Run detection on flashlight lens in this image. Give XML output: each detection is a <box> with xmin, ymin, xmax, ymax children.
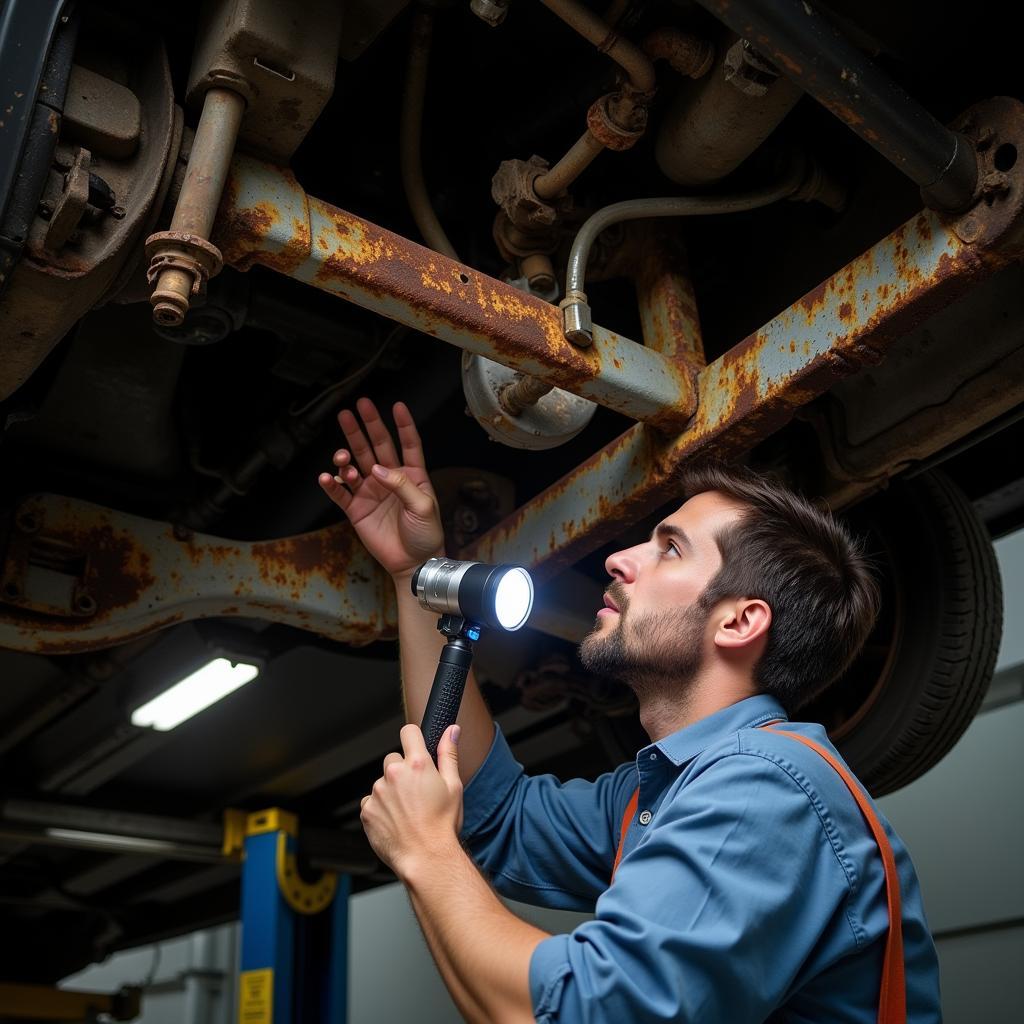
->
<box><xmin>493</xmin><ymin>567</ymin><xmax>533</xmax><ymax>630</ymax></box>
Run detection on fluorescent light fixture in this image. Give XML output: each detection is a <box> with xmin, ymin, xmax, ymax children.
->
<box><xmin>130</xmin><ymin>657</ymin><xmax>259</xmax><ymax>731</ymax></box>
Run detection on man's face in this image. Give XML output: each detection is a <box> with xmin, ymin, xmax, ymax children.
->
<box><xmin>579</xmin><ymin>491</ymin><xmax>745</xmax><ymax>691</ymax></box>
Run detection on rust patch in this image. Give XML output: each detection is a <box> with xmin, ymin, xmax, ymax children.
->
<box><xmin>304</xmin><ymin>199</ymin><xmax>606</xmax><ymax>390</ymax></box>
<box><xmin>251</xmin><ymin>524</ymin><xmax>358</xmax><ymax>590</ymax></box>
<box><xmin>46</xmin><ymin>520</ymin><xmax>158</xmax><ymax>612</ymax></box>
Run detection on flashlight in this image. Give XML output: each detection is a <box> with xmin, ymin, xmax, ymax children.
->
<box><xmin>412</xmin><ymin>558</ymin><xmax>534</xmax><ymax>758</ymax></box>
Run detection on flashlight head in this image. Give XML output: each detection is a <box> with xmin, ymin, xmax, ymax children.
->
<box><xmin>411</xmin><ymin>558</ymin><xmax>534</xmax><ymax>632</ymax></box>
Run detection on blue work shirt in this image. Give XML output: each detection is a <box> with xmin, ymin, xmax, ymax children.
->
<box><xmin>461</xmin><ymin>694</ymin><xmax>941</xmax><ymax>1023</ymax></box>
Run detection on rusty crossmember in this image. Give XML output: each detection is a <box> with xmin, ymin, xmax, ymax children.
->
<box><xmin>0</xmin><ymin>494</ymin><xmax>395</xmax><ymax>654</ymax></box>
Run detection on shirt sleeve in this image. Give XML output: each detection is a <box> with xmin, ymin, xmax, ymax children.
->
<box><xmin>460</xmin><ymin>725</ymin><xmax>637</xmax><ymax>910</ymax></box>
<box><xmin>528</xmin><ymin>750</ymin><xmax>860</xmax><ymax>1023</ymax></box>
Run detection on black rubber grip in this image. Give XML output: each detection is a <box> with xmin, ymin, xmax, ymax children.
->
<box><xmin>421</xmin><ymin>643</ymin><xmax>472</xmax><ymax>760</ymax></box>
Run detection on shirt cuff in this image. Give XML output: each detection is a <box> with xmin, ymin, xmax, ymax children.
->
<box><xmin>529</xmin><ymin>933</ymin><xmax>573</xmax><ymax>1023</ymax></box>
<box><xmin>460</xmin><ymin>723</ymin><xmax>524</xmax><ymax>839</ymax></box>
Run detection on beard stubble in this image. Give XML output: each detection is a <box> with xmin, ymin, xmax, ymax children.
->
<box><xmin>579</xmin><ymin>582</ymin><xmax>710</xmax><ymax>702</ymax></box>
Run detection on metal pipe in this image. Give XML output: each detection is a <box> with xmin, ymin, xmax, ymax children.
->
<box><xmin>540</xmin><ymin>0</ymin><xmax>656</xmax><ymax>93</ymax></box>
<box><xmin>0</xmin><ymin>803</ymin><xmax>377</xmax><ymax>874</ymax></box>
<box><xmin>400</xmin><ymin>10</ymin><xmax>459</xmax><ymax>259</ymax></box>
<box><xmin>529</xmin><ymin>1</ymin><xmax>660</xmax><ymax>199</ymax></box>
<box><xmin>692</xmin><ymin>0</ymin><xmax>978</xmax><ymax>210</ymax></box>
<box><xmin>0</xmin><ymin>824</ymin><xmax>226</xmax><ymax>863</ymax></box>
<box><xmin>642</xmin><ymin>28</ymin><xmax>715</xmax><ymax>79</ymax></box>
<box><xmin>562</xmin><ymin>165</ymin><xmax>804</xmax><ymax>343</ymax></box>
<box><xmin>148</xmin><ymin>87</ymin><xmax>246</xmax><ymax>326</ymax></box>
<box><xmin>172</xmin><ymin>90</ymin><xmax>246</xmax><ymax>237</ymax></box>
<box><xmin>533</xmin><ymin>130</ymin><xmax>606</xmax><ymax>199</ymax></box>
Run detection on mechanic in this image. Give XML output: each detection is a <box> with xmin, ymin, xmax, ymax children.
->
<box><xmin>318</xmin><ymin>397</ymin><xmax>941</xmax><ymax>1023</ymax></box>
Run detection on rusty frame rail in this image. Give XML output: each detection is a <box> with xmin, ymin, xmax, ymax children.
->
<box><xmin>214</xmin><ymin>155</ymin><xmax>698</xmax><ymax>432</ymax></box>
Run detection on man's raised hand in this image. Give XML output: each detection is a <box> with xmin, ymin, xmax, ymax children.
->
<box><xmin>318</xmin><ymin>398</ymin><xmax>444</xmax><ymax>579</ymax></box>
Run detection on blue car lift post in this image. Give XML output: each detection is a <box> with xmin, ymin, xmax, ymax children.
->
<box><xmin>232</xmin><ymin>808</ymin><xmax>350</xmax><ymax>1024</ymax></box>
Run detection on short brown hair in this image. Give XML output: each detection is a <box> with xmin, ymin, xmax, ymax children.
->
<box><xmin>680</xmin><ymin>462</ymin><xmax>880</xmax><ymax>712</ymax></box>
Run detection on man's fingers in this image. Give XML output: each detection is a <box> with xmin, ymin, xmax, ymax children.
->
<box><xmin>360</xmin><ymin>795</ymin><xmax>370</xmax><ymax>810</ymax></box>
<box><xmin>357</xmin><ymin>397</ymin><xmax>401</xmax><ymax>468</ymax></box>
<box><xmin>370</xmin><ymin>465</ymin><xmax>435</xmax><ymax>519</ymax></box>
<box><xmin>393</xmin><ymin>402</ymin><xmax>427</xmax><ymax>470</ymax></box>
<box><xmin>399</xmin><ymin>723</ymin><xmax>429</xmax><ymax>762</ymax></box>
<box><xmin>337</xmin><ymin>407</ymin><xmax>377</xmax><ymax>477</ymax></box>
<box><xmin>318</xmin><ymin>472</ymin><xmax>352</xmax><ymax>511</ymax></box>
<box><xmin>437</xmin><ymin>724</ymin><xmax>462</xmax><ymax>787</ymax></box>
<box><xmin>382</xmin><ymin>751</ymin><xmax>403</xmax><ymax>771</ymax></box>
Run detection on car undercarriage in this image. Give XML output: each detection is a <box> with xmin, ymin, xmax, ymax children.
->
<box><xmin>0</xmin><ymin>0</ymin><xmax>1020</xmax><ymax>982</ymax></box>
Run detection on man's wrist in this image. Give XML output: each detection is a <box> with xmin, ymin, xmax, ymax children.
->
<box><xmin>397</xmin><ymin>833</ymin><xmax>466</xmax><ymax>889</ymax></box>
<box><xmin>391</xmin><ymin>552</ymin><xmax>446</xmax><ymax>588</ymax></box>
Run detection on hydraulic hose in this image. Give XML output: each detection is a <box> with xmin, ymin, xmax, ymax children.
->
<box><xmin>562</xmin><ymin>163</ymin><xmax>804</xmax><ymax>344</ymax></box>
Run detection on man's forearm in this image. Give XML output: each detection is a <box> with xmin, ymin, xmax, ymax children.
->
<box><xmin>393</xmin><ymin>572</ymin><xmax>496</xmax><ymax>784</ymax></box>
<box><xmin>402</xmin><ymin>840</ymin><xmax>548</xmax><ymax>1023</ymax></box>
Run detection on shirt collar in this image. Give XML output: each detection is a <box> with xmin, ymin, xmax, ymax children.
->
<box><xmin>647</xmin><ymin>694</ymin><xmax>788</xmax><ymax>767</ymax></box>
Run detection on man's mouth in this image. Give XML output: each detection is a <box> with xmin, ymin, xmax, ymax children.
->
<box><xmin>598</xmin><ymin>593</ymin><xmax>620</xmax><ymax>617</ymax></box>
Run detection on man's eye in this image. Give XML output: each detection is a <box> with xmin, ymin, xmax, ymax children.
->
<box><xmin>659</xmin><ymin>544</ymin><xmax>679</xmax><ymax>558</ymax></box>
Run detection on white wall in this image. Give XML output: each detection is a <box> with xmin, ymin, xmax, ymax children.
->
<box><xmin>876</xmin><ymin>526</ymin><xmax>1024</xmax><ymax>1024</ymax></box>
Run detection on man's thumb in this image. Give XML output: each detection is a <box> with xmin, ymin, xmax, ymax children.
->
<box><xmin>371</xmin><ymin>464</ymin><xmax>433</xmax><ymax>518</ymax></box>
<box><xmin>438</xmin><ymin>724</ymin><xmax>461</xmax><ymax>783</ymax></box>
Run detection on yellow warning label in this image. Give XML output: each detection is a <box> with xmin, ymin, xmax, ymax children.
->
<box><xmin>239</xmin><ymin>968</ymin><xmax>273</xmax><ymax>1024</ymax></box>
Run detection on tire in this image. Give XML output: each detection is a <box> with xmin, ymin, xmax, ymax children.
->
<box><xmin>803</xmin><ymin>470</ymin><xmax>1003</xmax><ymax>796</ymax></box>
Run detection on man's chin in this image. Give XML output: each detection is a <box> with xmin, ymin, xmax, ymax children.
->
<box><xmin>579</xmin><ymin>630</ymin><xmax>626</xmax><ymax>680</ymax></box>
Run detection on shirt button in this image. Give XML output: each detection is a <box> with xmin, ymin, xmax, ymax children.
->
<box><xmin>638</xmin><ymin>810</ymin><xmax>652</xmax><ymax>826</ymax></box>
<box><xmin>649</xmin><ymin>753</ymin><xmax>657</xmax><ymax>761</ymax></box>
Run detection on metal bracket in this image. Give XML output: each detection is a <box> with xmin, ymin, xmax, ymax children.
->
<box><xmin>245</xmin><ymin>808</ymin><xmax>337</xmax><ymax>916</ymax></box>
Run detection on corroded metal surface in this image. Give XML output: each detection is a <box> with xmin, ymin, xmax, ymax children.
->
<box><xmin>0</xmin><ymin>43</ymin><xmax>178</xmax><ymax>401</ymax></box>
<box><xmin>146</xmin><ymin>87</ymin><xmax>244</xmax><ymax>326</ymax></box>
<box><xmin>0</xmin><ymin>494</ymin><xmax>396</xmax><ymax>654</ymax></box>
<box><xmin>633</xmin><ymin>227</ymin><xmax>704</xmax><ymax>365</ymax></box>
<box><xmin>460</xmin><ymin>206</ymin><xmax>1009</xmax><ymax>581</ymax></box>
<box><xmin>214</xmin><ymin>155</ymin><xmax>698</xmax><ymax>430</ymax></box>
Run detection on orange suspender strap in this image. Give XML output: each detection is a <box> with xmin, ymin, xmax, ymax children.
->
<box><xmin>763</xmin><ymin>728</ymin><xmax>906</xmax><ymax>1024</ymax></box>
<box><xmin>609</xmin><ymin>726</ymin><xmax>906</xmax><ymax>1024</ymax></box>
<box><xmin>611</xmin><ymin>787</ymin><xmax>639</xmax><ymax>881</ymax></box>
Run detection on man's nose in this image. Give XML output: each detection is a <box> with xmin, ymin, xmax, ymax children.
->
<box><xmin>605</xmin><ymin>544</ymin><xmax>640</xmax><ymax>582</ymax></box>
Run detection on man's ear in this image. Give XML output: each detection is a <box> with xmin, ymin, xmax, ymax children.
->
<box><xmin>713</xmin><ymin>598</ymin><xmax>772</xmax><ymax>651</ymax></box>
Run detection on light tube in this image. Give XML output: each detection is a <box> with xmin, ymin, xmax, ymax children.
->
<box><xmin>130</xmin><ymin>657</ymin><xmax>259</xmax><ymax>731</ymax></box>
